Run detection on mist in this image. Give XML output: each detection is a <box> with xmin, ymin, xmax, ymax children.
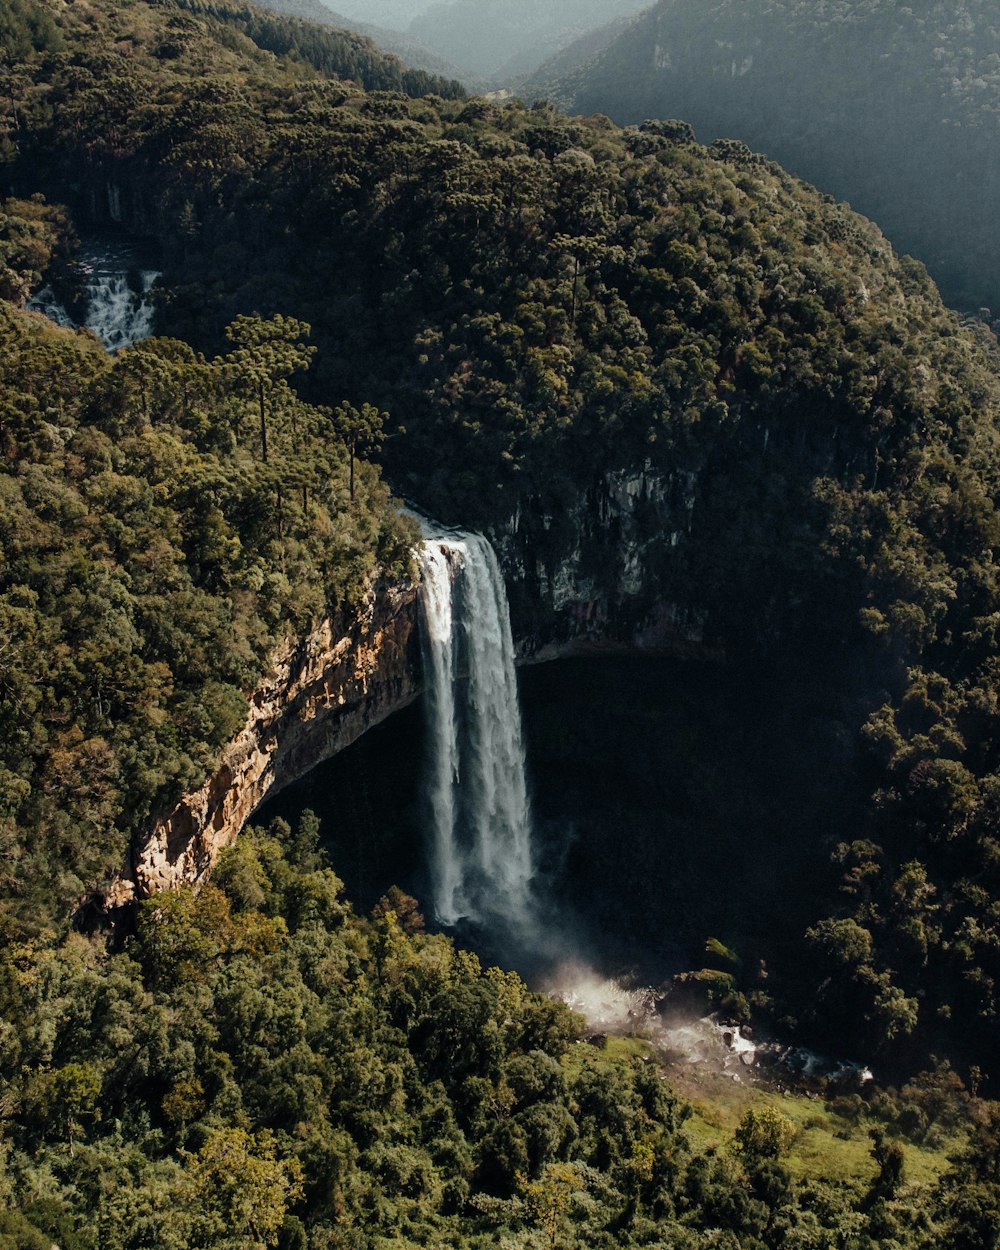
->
<box><xmin>316</xmin><ymin>0</ymin><xmax>649</xmax><ymax>82</ymax></box>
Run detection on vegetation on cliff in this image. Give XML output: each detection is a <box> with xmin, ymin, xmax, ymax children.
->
<box><xmin>523</xmin><ymin>0</ymin><xmax>1000</xmax><ymax>314</ymax></box>
<box><xmin>0</xmin><ymin>260</ymin><xmax>413</xmax><ymax>923</ymax></box>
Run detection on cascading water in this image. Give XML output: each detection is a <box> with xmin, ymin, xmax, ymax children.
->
<box><xmin>27</xmin><ymin>244</ymin><xmax>159</xmax><ymax>351</ymax></box>
<box><xmin>26</xmin><ymin>287</ymin><xmax>75</xmax><ymax>330</ymax></box>
<box><xmin>80</xmin><ymin>268</ymin><xmax>158</xmax><ymax>350</ymax></box>
<box><xmin>417</xmin><ymin>529</ymin><xmax>536</xmax><ymax>937</ymax></box>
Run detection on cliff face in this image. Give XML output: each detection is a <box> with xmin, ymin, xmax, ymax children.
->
<box><xmin>498</xmin><ymin>466</ymin><xmax>709</xmax><ymax>661</ymax></box>
<box><xmin>98</xmin><ymin>489</ymin><xmax>705</xmax><ymax>915</ymax></box>
<box><xmin>101</xmin><ymin>577</ymin><xmax>422</xmax><ymax>911</ymax></box>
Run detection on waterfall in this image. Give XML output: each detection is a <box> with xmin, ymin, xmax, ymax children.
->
<box><xmin>419</xmin><ymin>541</ymin><xmax>464</xmax><ymax>924</ymax></box>
<box><xmin>27</xmin><ymin>247</ymin><xmax>159</xmax><ymax>351</ymax></box>
<box><xmin>82</xmin><ymin>269</ymin><xmax>158</xmax><ymax>351</ymax></box>
<box><xmin>417</xmin><ymin>529</ymin><xmax>535</xmax><ymax>934</ymax></box>
<box><xmin>26</xmin><ymin>286</ymin><xmax>75</xmax><ymax>329</ymax></box>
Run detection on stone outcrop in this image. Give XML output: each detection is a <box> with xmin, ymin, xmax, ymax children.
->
<box><xmin>93</xmin><ymin>487</ymin><xmax>712</xmax><ymax>920</ymax></box>
<box><xmin>101</xmin><ymin>576</ymin><xmax>422</xmax><ymax>910</ymax></box>
<box><xmin>497</xmin><ymin>466</ymin><xmax>709</xmax><ymax>661</ymax></box>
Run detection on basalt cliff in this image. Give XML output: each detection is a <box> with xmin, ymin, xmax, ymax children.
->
<box><xmin>96</xmin><ymin>482</ymin><xmax>701</xmax><ymax>915</ymax></box>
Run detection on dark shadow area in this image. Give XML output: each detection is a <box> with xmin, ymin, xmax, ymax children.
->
<box><xmin>256</xmin><ymin>654</ymin><xmax>865</xmax><ymax>989</ymax></box>
<box><xmin>258</xmin><ymin>700</ymin><xmax>430</xmax><ymax>915</ymax></box>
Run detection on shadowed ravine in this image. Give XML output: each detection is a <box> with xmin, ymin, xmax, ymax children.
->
<box><xmin>258</xmin><ymin>529</ymin><xmax>859</xmax><ymax>1014</ymax></box>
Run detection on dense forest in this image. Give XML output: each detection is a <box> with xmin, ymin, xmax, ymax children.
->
<box><xmin>524</xmin><ymin>0</ymin><xmax>1000</xmax><ymax>314</ymax></box>
<box><xmin>5</xmin><ymin>814</ymin><xmax>998</xmax><ymax>1250</ymax></box>
<box><xmin>0</xmin><ymin>194</ymin><xmax>415</xmax><ymax>922</ymax></box>
<box><xmin>4</xmin><ymin>0</ymin><xmax>1000</xmax><ymax>1241</ymax></box>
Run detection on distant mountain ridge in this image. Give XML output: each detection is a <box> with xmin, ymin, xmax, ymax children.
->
<box><xmin>407</xmin><ymin>0</ymin><xmax>651</xmax><ymax>81</ymax></box>
<box><xmin>256</xmin><ymin>0</ymin><xmax>654</xmax><ymax>87</ymax></box>
<box><xmin>530</xmin><ymin>0</ymin><xmax>1000</xmax><ymax>312</ymax></box>
<box><xmin>517</xmin><ymin>9</ymin><xmax>643</xmax><ymax>106</ymax></box>
<box><xmin>322</xmin><ymin>0</ymin><xmax>434</xmax><ymax>25</ymax></box>
<box><xmin>250</xmin><ymin>0</ymin><xmax>474</xmax><ymax>83</ymax></box>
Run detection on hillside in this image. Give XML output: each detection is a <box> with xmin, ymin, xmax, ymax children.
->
<box><xmin>0</xmin><ymin>199</ymin><xmax>416</xmax><ymax>927</ymax></box>
<box><xmin>323</xmin><ymin>0</ymin><xmax>434</xmax><ymax>26</ymax></box>
<box><xmin>515</xmin><ymin>9</ymin><xmax>641</xmax><ymax>97</ymax></box>
<box><xmin>249</xmin><ymin>0</ymin><xmax>475</xmax><ymax>84</ymax></box>
<box><xmin>4</xmin><ymin>0</ymin><xmax>1000</xmax><ymax>1238</ymax></box>
<box><xmin>526</xmin><ymin>0</ymin><xmax>1000</xmax><ymax>313</ymax></box>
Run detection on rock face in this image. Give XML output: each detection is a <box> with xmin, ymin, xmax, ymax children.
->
<box><xmin>96</xmin><ymin>483</ymin><xmax>708</xmax><ymax>918</ymax></box>
<box><xmin>101</xmin><ymin>577</ymin><xmax>423</xmax><ymax>911</ymax></box>
<box><xmin>497</xmin><ymin>466</ymin><xmax>709</xmax><ymax>661</ymax></box>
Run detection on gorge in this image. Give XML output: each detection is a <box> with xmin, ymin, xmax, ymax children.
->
<box><xmin>7</xmin><ymin>0</ymin><xmax>1000</xmax><ymax>1239</ymax></box>
<box><xmin>46</xmin><ymin>239</ymin><xmax>946</xmax><ymax>1069</ymax></box>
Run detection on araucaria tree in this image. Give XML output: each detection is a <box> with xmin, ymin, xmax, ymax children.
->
<box><xmin>223</xmin><ymin>313</ymin><xmax>315</xmax><ymax>463</ymax></box>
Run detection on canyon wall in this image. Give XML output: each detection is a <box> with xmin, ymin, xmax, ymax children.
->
<box><xmin>498</xmin><ymin>465</ymin><xmax>710</xmax><ymax>662</ymax></box>
<box><xmin>97</xmin><ymin>479</ymin><xmax>706</xmax><ymax>916</ymax></box>
<box><xmin>99</xmin><ymin>576</ymin><xmax>423</xmax><ymax>912</ymax></box>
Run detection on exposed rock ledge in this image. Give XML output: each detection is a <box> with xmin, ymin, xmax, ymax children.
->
<box><xmin>92</xmin><ymin>504</ymin><xmax>709</xmax><ymax>920</ymax></box>
<box><xmin>99</xmin><ymin>576</ymin><xmax>422</xmax><ymax>913</ymax></box>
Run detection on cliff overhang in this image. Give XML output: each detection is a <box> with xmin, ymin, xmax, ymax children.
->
<box><xmin>94</xmin><ymin>473</ymin><xmax>708</xmax><ymax>918</ymax></box>
<box><xmin>97</xmin><ymin>576</ymin><xmax>423</xmax><ymax>915</ymax></box>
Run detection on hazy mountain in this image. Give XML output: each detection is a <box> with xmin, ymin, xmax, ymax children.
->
<box><xmin>324</xmin><ymin>0</ymin><xmax>435</xmax><ymax>24</ymax></box>
<box><xmin>517</xmin><ymin>9</ymin><xmax>642</xmax><ymax>106</ymax></box>
<box><xmin>252</xmin><ymin>0</ymin><xmax>472</xmax><ymax>82</ymax></box>
<box><xmin>408</xmin><ymin>0</ymin><xmax>650</xmax><ymax>81</ymax></box>
<box><xmin>533</xmin><ymin>0</ymin><xmax>1000</xmax><ymax>312</ymax></box>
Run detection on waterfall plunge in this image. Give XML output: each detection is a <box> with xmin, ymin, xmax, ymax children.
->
<box><xmin>418</xmin><ymin>531</ymin><xmax>535</xmax><ymax>936</ymax></box>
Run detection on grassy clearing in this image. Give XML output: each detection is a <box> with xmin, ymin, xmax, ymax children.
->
<box><xmin>565</xmin><ymin>1035</ymin><xmax>961</xmax><ymax>1191</ymax></box>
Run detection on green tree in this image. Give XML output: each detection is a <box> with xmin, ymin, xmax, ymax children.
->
<box><xmin>223</xmin><ymin>315</ymin><xmax>315</xmax><ymax>464</ymax></box>
<box><xmin>733</xmin><ymin>1106</ymin><xmax>794</xmax><ymax>1162</ymax></box>
<box><xmin>333</xmin><ymin>401</ymin><xmax>388</xmax><ymax>500</ymax></box>
<box><xmin>182</xmin><ymin>1128</ymin><xmax>303</xmax><ymax>1250</ymax></box>
<box><xmin>522</xmin><ymin>1162</ymin><xmax>580</xmax><ymax>1249</ymax></box>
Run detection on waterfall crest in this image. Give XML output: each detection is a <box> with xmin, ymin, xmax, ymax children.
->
<box><xmin>417</xmin><ymin>529</ymin><xmax>535</xmax><ymax>934</ymax></box>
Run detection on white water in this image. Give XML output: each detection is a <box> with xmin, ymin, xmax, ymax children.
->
<box><xmin>417</xmin><ymin>529</ymin><xmax>535</xmax><ymax>935</ymax></box>
<box><xmin>27</xmin><ymin>252</ymin><xmax>159</xmax><ymax>351</ymax></box>
<box><xmin>26</xmin><ymin>286</ymin><xmax>75</xmax><ymax>329</ymax></box>
<box><xmin>82</xmin><ymin>269</ymin><xmax>158</xmax><ymax>351</ymax></box>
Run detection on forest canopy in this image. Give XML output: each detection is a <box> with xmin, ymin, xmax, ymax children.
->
<box><xmin>523</xmin><ymin>0</ymin><xmax>1000</xmax><ymax>314</ymax></box>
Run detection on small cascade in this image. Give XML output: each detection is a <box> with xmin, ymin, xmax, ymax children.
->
<box><xmin>82</xmin><ymin>268</ymin><xmax>159</xmax><ymax>351</ymax></box>
<box><xmin>25</xmin><ymin>286</ymin><xmax>75</xmax><ymax>329</ymax></box>
<box><xmin>27</xmin><ymin>245</ymin><xmax>159</xmax><ymax>351</ymax></box>
<box><xmin>417</xmin><ymin>529</ymin><xmax>535</xmax><ymax>935</ymax></box>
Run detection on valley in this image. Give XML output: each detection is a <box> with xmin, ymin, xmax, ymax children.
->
<box><xmin>3</xmin><ymin>0</ymin><xmax>1000</xmax><ymax>1244</ymax></box>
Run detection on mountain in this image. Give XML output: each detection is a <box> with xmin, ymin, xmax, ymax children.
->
<box><xmin>516</xmin><ymin>9</ymin><xmax>642</xmax><ymax>101</ymax></box>
<box><xmin>530</xmin><ymin>0</ymin><xmax>1000</xmax><ymax>313</ymax></box>
<box><xmin>251</xmin><ymin>0</ymin><xmax>476</xmax><ymax>83</ymax></box>
<box><xmin>322</xmin><ymin>0</ymin><xmax>435</xmax><ymax>25</ymax></box>
<box><xmin>407</xmin><ymin>0</ymin><xmax>651</xmax><ymax>81</ymax></box>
